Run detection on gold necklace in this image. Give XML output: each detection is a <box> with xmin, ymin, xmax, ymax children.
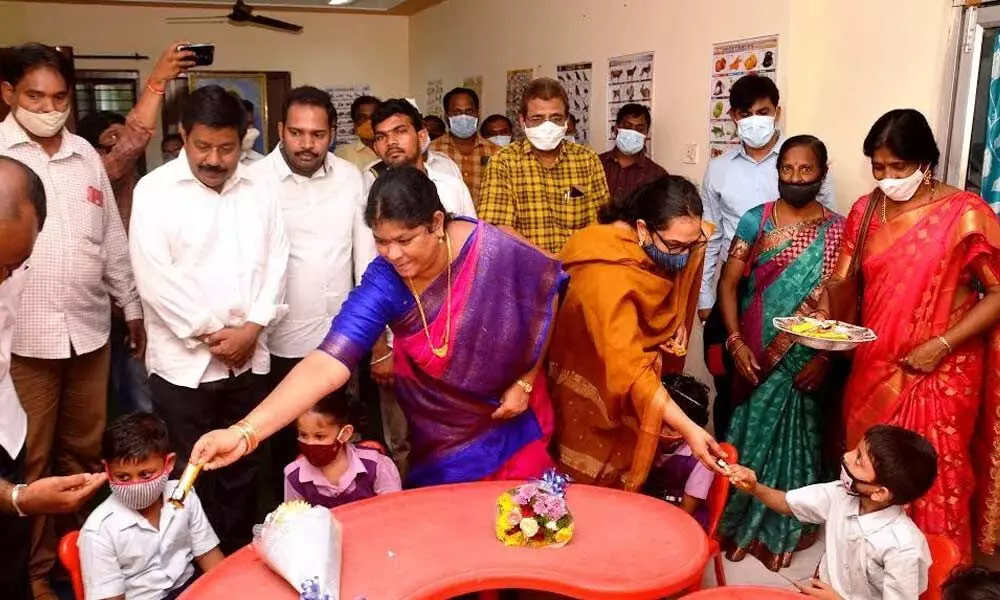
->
<box><xmin>407</xmin><ymin>234</ymin><xmax>452</xmax><ymax>359</ymax></box>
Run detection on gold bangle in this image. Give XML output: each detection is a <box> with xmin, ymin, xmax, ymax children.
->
<box><xmin>515</xmin><ymin>378</ymin><xmax>533</xmax><ymax>394</ymax></box>
<box><xmin>231</xmin><ymin>420</ymin><xmax>259</xmax><ymax>455</ymax></box>
<box><xmin>938</xmin><ymin>335</ymin><xmax>953</xmax><ymax>353</ymax></box>
<box><xmin>370</xmin><ymin>352</ymin><xmax>392</xmax><ymax>366</ymax></box>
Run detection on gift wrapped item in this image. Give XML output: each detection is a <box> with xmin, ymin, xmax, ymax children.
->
<box><xmin>253</xmin><ymin>501</ymin><xmax>343</xmax><ymax>600</ymax></box>
<box><xmin>495</xmin><ymin>470</ymin><xmax>574</xmax><ymax>548</ymax></box>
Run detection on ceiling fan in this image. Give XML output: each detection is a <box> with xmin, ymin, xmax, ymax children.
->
<box><xmin>165</xmin><ymin>0</ymin><xmax>304</xmax><ymax>33</ymax></box>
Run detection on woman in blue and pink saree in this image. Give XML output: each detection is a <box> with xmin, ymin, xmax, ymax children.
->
<box><xmin>191</xmin><ymin>167</ymin><xmax>564</xmax><ymax>486</ymax></box>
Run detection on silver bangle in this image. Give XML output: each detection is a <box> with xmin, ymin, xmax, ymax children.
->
<box><xmin>11</xmin><ymin>483</ymin><xmax>27</xmax><ymax>517</ymax></box>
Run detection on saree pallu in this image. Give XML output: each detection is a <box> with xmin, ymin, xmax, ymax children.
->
<box><xmin>719</xmin><ymin>203</ymin><xmax>844</xmax><ymax>571</ymax></box>
<box><xmin>549</xmin><ymin>223</ymin><xmax>711</xmax><ymax>492</ymax></box>
<box><xmin>840</xmin><ymin>191</ymin><xmax>1000</xmax><ymax>557</ymax></box>
<box><xmin>319</xmin><ymin>219</ymin><xmax>565</xmax><ymax>487</ymax></box>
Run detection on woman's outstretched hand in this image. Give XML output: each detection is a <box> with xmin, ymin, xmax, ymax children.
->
<box><xmin>684</xmin><ymin>426</ymin><xmax>728</xmax><ymax>475</ymax></box>
<box><xmin>191</xmin><ymin>427</ymin><xmax>247</xmax><ymax>471</ymax></box>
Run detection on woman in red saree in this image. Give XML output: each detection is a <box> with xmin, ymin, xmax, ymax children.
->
<box><xmin>830</xmin><ymin>109</ymin><xmax>1000</xmax><ymax>557</ymax></box>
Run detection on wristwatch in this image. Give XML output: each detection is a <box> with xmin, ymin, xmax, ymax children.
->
<box><xmin>515</xmin><ymin>379</ymin><xmax>533</xmax><ymax>394</ymax></box>
<box><xmin>11</xmin><ymin>483</ymin><xmax>27</xmax><ymax>517</ymax></box>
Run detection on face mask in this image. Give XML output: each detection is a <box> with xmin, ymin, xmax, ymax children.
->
<box><xmin>448</xmin><ymin>115</ymin><xmax>478</xmax><ymax>139</ymax></box>
<box><xmin>298</xmin><ymin>426</ymin><xmax>349</xmax><ymax>468</ymax></box>
<box><xmin>420</xmin><ymin>134</ymin><xmax>431</xmax><ymax>156</ymax></box>
<box><xmin>839</xmin><ymin>458</ymin><xmax>877</xmax><ymax>497</ymax></box>
<box><xmin>878</xmin><ymin>167</ymin><xmax>927</xmax><ymax>202</ymax></box>
<box><xmin>488</xmin><ymin>135</ymin><xmax>512</xmax><ymax>147</ymax></box>
<box><xmin>564</xmin><ymin>135</ymin><xmax>577</xmax><ymax>144</ymax></box>
<box><xmin>242</xmin><ymin>127</ymin><xmax>260</xmax><ymax>152</ymax></box>
<box><xmin>778</xmin><ymin>180</ymin><xmax>824</xmax><ymax>208</ymax></box>
<box><xmin>357</xmin><ymin>121</ymin><xmax>374</xmax><ymax>142</ymax></box>
<box><xmin>15</xmin><ymin>107</ymin><xmax>70</xmax><ymax>138</ymax></box>
<box><xmin>737</xmin><ymin>115</ymin><xmax>776</xmax><ymax>149</ymax></box>
<box><xmin>615</xmin><ymin>128</ymin><xmax>646</xmax><ymax>156</ymax></box>
<box><xmin>524</xmin><ymin>121</ymin><xmax>567</xmax><ymax>151</ymax></box>
<box><xmin>109</xmin><ymin>467</ymin><xmax>170</xmax><ymax>511</ymax></box>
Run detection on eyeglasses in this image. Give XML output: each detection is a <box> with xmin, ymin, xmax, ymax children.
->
<box><xmin>524</xmin><ymin>114</ymin><xmax>567</xmax><ymax>128</ymax></box>
<box><xmin>654</xmin><ymin>230</ymin><xmax>707</xmax><ymax>255</ymax></box>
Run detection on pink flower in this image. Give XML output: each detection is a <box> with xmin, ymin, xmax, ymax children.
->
<box><xmin>513</xmin><ymin>484</ymin><xmax>538</xmax><ymax>505</ymax></box>
<box><xmin>506</xmin><ymin>508</ymin><xmax>522</xmax><ymax>527</ymax></box>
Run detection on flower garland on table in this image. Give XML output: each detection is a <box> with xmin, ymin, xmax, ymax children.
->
<box><xmin>496</xmin><ymin>470</ymin><xmax>574</xmax><ymax>547</ymax></box>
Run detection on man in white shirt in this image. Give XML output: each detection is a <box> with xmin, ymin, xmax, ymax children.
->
<box><xmin>363</xmin><ymin>98</ymin><xmax>477</xmax><ymax>219</ymax></box>
<box><xmin>239</xmin><ymin>99</ymin><xmax>265</xmax><ymax>165</ymax></box>
<box><xmin>0</xmin><ymin>43</ymin><xmax>143</xmax><ymax>600</ymax></box>
<box><xmin>249</xmin><ymin>85</ymin><xmax>375</xmax><ymax>486</ymax></box>
<box><xmin>0</xmin><ymin>156</ymin><xmax>107</xmax><ymax>600</ymax></box>
<box><xmin>130</xmin><ymin>85</ymin><xmax>289</xmax><ymax>554</ymax></box>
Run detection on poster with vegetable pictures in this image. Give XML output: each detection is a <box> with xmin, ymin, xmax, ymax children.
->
<box><xmin>462</xmin><ymin>76</ymin><xmax>484</xmax><ymax>105</ymax></box>
<box><xmin>506</xmin><ymin>68</ymin><xmax>533</xmax><ymax>138</ymax></box>
<box><xmin>425</xmin><ymin>79</ymin><xmax>444</xmax><ymax>117</ymax></box>
<box><xmin>709</xmin><ymin>35</ymin><xmax>778</xmax><ymax>158</ymax></box>
<box><xmin>557</xmin><ymin>61</ymin><xmax>592</xmax><ymax>146</ymax></box>
<box><xmin>606</xmin><ymin>52</ymin><xmax>654</xmax><ymax>154</ymax></box>
<box><xmin>325</xmin><ymin>85</ymin><xmax>372</xmax><ymax>148</ymax></box>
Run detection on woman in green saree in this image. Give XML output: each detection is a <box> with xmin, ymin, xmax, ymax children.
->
<box><xmin>717</xmin><ymin>135</ymin><xmax>844</xmax><ymax>571</ymax></box>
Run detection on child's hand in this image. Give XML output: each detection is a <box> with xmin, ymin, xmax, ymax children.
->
<box><xmin>727</xmin><ymin>464</ymin><xmax>758</xmax><ymax>493</ymax></box>
<box><xmin>796</xmin><ymin>578</ymin><xmax>844</xmax><ymax>599</ymax></box>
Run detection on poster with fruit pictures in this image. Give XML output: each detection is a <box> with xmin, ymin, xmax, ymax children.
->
<box><xmin>607</xmin><ymin>52</ymin><xmax>654</xmax><ymax>151</ymax></box>
<box><xmin>557</xmin><ymin>62</ymin><xmax>592</xmax><ymax>146</ymax></box>
<box><xmin>709</xmin><ymin>35</ymin><xmax>778</xmax><ymax>158</ymax></box>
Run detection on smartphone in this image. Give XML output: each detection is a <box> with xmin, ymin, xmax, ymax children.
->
<box><xmin>178</xmin><ymin>43</ymin><xmax>215</xmax><ymax>67</ymax></box>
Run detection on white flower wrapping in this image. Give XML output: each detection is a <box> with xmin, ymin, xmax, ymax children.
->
<box><xmin>252</xmin><ymin>502</ymin><xmax>343</xmax><ymax>600</ymax></box>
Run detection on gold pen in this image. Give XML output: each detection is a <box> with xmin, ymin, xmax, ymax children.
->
<box><xmin>168</xmin><ymin>463</ymin><xmax>202</xmax><ymax>508</ymax></box>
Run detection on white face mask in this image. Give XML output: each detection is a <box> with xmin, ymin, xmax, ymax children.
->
<box><xmin>524</xmin><ymin>121</ymin><xmax>567</xmax><ymax>152</ymax></box>
<box><xmin>615</xmin><ymin>128</ymin><xmax>646</xmax><ymax>156</ymax></box>
<box><xmin>488</xmin><ymin>135</ymin><xmax>512</xmax><ymax>147</ymax></box>
<box><xmin>15</xmin><ymin>107</ymin><xmax>69</xmax><ymax>138</ymax></box>
<box><xmin>242</xmin><ymin>127</ymin><xmax>260</xmax><ymax>152</ymax></box>
<box><xmin>878</xmin><ymin>167</ymin><xmax>927</xmax><ymax>202</ymax></box>
<box><xmin>737</xmin><ymin>115</ymin><xmax>776</xmax><ymax>149</ymax></box>
<box><xmin>564</xmin><ymin>135</ymin><xmax>577</xmax><ymax>144</ymax></box>
<box><xmin>448</xmin><ymin>115</ymin><xmax>478</xmax><ymax>139</ymax></box>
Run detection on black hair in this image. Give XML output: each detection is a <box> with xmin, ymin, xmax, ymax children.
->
<box><xmin>77</xmin><ymin>111</ymin><xmax>125</xmax><ymax>149</ymax></box>
<box><xmin>443</xmin><ymin>87</ymin><xmax>480</xmax><ymax>113</ymax></box>
<box><xmin>778</xmin><ymin>134</ymin><xmax>829</xmax><ymax>179</ymax></box>
<box><xmin>161</xmin><ymin>133</ymin><xmax>183</xmax><ymax>149</ymax></box>
<box><xmin>281</xmin><ymin>85</ymin><xmax>337</xmax><ymax>129</ymax></box>
<box><xmin>241</xmin><ymin>99</ymin><xmax>254</xmax><ymax>116</ymax></box>
<box><xmin>350</xmin><ymin>94</ymin><xmax>381</xmax><ymax>124</ymax></box>
<box><xmin>365</xmin><ymin>166</ymin><xmax>449</xmax><ymax>229</ymax></box>
<box><xmin>371</xmin><ymin>97</ymin><xmax>424</xmax><ymax>133</ymax></box>
<box><xmin>0</xmin><ymin>43</ymin><xmax>74</xmax><ymax>89</ymax></box>
<box><xmin>943</xmin><ymin>565</ymin><xmax>1000</xmax><ymax>600</ymax></box>
<box><xmin>424</xmin><ymin>115</ymin><xmax>446</xmax><ymax>130</ymax></box>
<box><xmin>616</xmin><ymin>103</ymin><xmax>652</xmax><ymax>127</ymax></box>
<box><xmin>0</xmin><ymin>156</ymin><xmax>47</xmax><ymax>232</ymax></box>
<box><xmin>568</xmin><ymin>113</ymin><xmax>578</xmax><ymax>125</ymax></box>
<box><xmin>729</xmin><ymin>74</ymin><xmax>779</xmax><ymax>113</ymax></box>
<box><xmin>307</xmin><ymin>390</ymin><xmax>353</xmax><ymax>426</ymax></box>
<box><xmin>480</xmin><ymin>114</ymin><xmax>513</xmax><ymax>137</ymax></box>
<box><xmin>863</xmin><ymin>108</ymin><xmax>941</xmax><ymax>170</ymax></box>
<box><xmin>181</xmin><ymin>85</ymin><xmax>248</xmax><ymax>140</ymax></box>
<box><xmin>863</xmin><ymin>425</ymin><xmax>937</xmax><ymax>506</ymax></box>
<box><xmin>661</xmin><ymin>374</ymin><xmax>710</xmax><ymax>427</ymax></box>
<box><xmin>598</xmin><ymin>174</ymin><xmax>703</xmax><ymax>229</ymax></box>
<box><xmin>520</xmin><ymin>77</ymin><xmax>569</xmax><ymax>115</ymax></box>
<box><xmin>102</xmin><ymin>412</ymin><xmax>171</xmax><ymax>463</ymax></box>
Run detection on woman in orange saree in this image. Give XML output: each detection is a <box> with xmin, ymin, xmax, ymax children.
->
<box><xmin>549</xmin><ymin>175</ymin><xmax>725</xmax><ymax>492</ymax></box>
<box><xmin>830</xmin><ymin>110</ymin><xmax>1000</xmax><ymax>557</ymax></box>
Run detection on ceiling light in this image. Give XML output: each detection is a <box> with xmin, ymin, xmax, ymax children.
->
<box><xmin>328</xmin><ymin>0</ymin><xmax>357</xmax><ymax>5</ymax></box>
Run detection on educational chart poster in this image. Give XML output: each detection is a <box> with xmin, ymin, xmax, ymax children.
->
<box><xmin>462</xmin><ymin>75</ymin><xmax>484</xmax><ymax>102</ymax></box>
<box><xmin>425</xmin><ymin>79</ymin><xmax>444</xmax><ymax>117</ymax></box>
<box><xmin>606</xmin><ymin>52</ymin><xmax>654</xmax><ymax>148</ymax></box>
<box><xmin>557</xmin><ymin>61</ymin><xmax>593</xmax><ymax>146</ymax></box>
<box><xmin>506</xmin><ymin>68</ymin><xmax>533</xmax><ymax>137</ymax></box>
<box><xmin>325</xmin><ymin>85</ymin><xmax>372</xmax><ymax>146</ymax></box>
<box><xmin>709</xmin><ymin>35</ymin><xmax>778</xmax><ymax>158</ymax></box>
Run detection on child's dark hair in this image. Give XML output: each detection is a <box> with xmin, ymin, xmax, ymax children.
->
<box><xmin>943</xmin><ymin>565</ymin><xmax>1000</xmax><ymax>600</ymax></box>
<box><xmin>662</xmin><ymin>374</ymin><xmax>710</xmax><ymax>428</ymax></box>
<box><xmin>307</xmin><ymin>390</ymin><xmax>354</xmax><ymax>426</ymax></box>
<box><xmin>864</xmin><ymin>425</ymin><xmax>937</xmax><ymax>506</ymax></box>
<box><xmin>102</xmin><ymin>412</ymin><xmax>171</xmax><ymax>463</ymax></box>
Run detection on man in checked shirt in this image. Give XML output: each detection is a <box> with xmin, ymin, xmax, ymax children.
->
<box><xmin>0</xmin><ymin>43</ymin><xmax>143</xmax><ymax>600</ymax></box>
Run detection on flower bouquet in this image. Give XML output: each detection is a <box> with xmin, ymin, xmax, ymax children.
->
<box><xmin>252</xmin><ymin>501</ymin><xmax>343</xmax><ymax>600</ymax></box>
<box><xmin>495</xmin><ymin>470</ymin><xmax>574</xmax><ymax>548</ymax></box>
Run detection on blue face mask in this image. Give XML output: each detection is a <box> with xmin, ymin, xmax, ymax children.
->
<box><xmin>644</xmin><ymin>242</ymin><xmax>690</xmax><ymax>272</ymax></box>
<box><xmin>448</xmin><ymin>115</ymin><xmax>478</xmax><ymax>139</ymax></box>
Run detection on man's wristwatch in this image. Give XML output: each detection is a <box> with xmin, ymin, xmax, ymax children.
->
<box><xmin>515</xmin><ymin>378</ymin><xmax>533</xmax><ymax>394</ymax></box>
<box><xmin>11</xmin><ymin>483</ymin><xmax>27</xmax><ymax>517</ymax></box>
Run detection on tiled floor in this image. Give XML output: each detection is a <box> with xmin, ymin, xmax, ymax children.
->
<box><xmin>698</xmin><ymin>535</ymin><xmax>825</xmax><ymax>591</ymax></box>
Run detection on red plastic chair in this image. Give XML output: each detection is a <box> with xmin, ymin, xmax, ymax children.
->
<box><xmin>689</xmin><ymin>442</ymin><xmax>738</xmax><ymax>591</ymax></box>
<box><xmin>921</xmin><ymin>534</ymin><xmax>961</xmax><ymax>600</ymax></box>
<box><xmin>57</xmin><ymin>530</ymin><xmax>85</xmax><ymax>600</ymax></box>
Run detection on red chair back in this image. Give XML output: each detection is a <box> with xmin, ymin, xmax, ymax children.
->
<box><xmin>58</xmin><ymin>530</ymin><xmax>85</xmax><ymax>600</ymax></box>
<box><xmin>921</xmin><ymin>534</ymin><xmax>961</xmax><ymax>600</ymax></box>
<box><xmin>705</xmin><ymin>443</ymin><xmax>738</xmax><ymax>539</ymax></box>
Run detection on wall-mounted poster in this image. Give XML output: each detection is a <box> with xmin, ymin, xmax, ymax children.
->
<box><xmin>506</xmin><ymin>68</ymin><xmax>533</xmax><ymax>138</ymax></box>
<box><xmin>325</xmin><ymin>84</ymin><xmax>373</xmax><ymax>147</ymax></box>
<box><xmin>425</xmin><ymin>79</ymin><xmax>444</xmax><ymax>117</ymax></box>
<box><xmin>189</xmin><ymin>72</ymin><xmax>268</xmax><ymax>154</ymax></box>
<box><xmin>462</xmin><ymin>76</ymin><xmax>483</xmax><ymax>103</ymax></box>
<box><xmin>709</xmin><ymin>35</ymin><xmax>779</xmax><ymax>158</ymax></box>
<box><xmin>557</xmin><ymin>61</ymin><xmax>592</xmax><ymax>146</ymax></box>
<box><xmin>606</xmin><ymin>52</ymin><xmax>654</xmax><ymax>152</ymax></box>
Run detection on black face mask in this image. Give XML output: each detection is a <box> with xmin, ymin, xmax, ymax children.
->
<box><xmin>778</xmin><ymin>180</ymin><xmax>824</xmax><ymax>208</ymax></box>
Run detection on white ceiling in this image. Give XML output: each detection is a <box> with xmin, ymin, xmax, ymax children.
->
<box><xmin>119</xmin><ymin>0</ymin><xmax>409</xmax><ymax>10</ymax></box>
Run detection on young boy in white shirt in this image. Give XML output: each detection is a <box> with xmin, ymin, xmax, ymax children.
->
<box><xmin>727</xmin><ymin>424</ymin><xmax>937</xmax><ymax>600</ymax></box>
<box><xmin>79</xmin><ymin>413</ymin><xmax>224</xmax><ymax>600</ymax></box>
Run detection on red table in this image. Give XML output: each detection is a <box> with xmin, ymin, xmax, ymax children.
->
<box><xmin>684</xmin><ymin>586</ymin><xmax>803</xmax><ymax>599</ymax></box>
<box><xmin>181</xmin><ymin>481</ymin><xmax>709</xmax><ymax>600</ymax></box>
